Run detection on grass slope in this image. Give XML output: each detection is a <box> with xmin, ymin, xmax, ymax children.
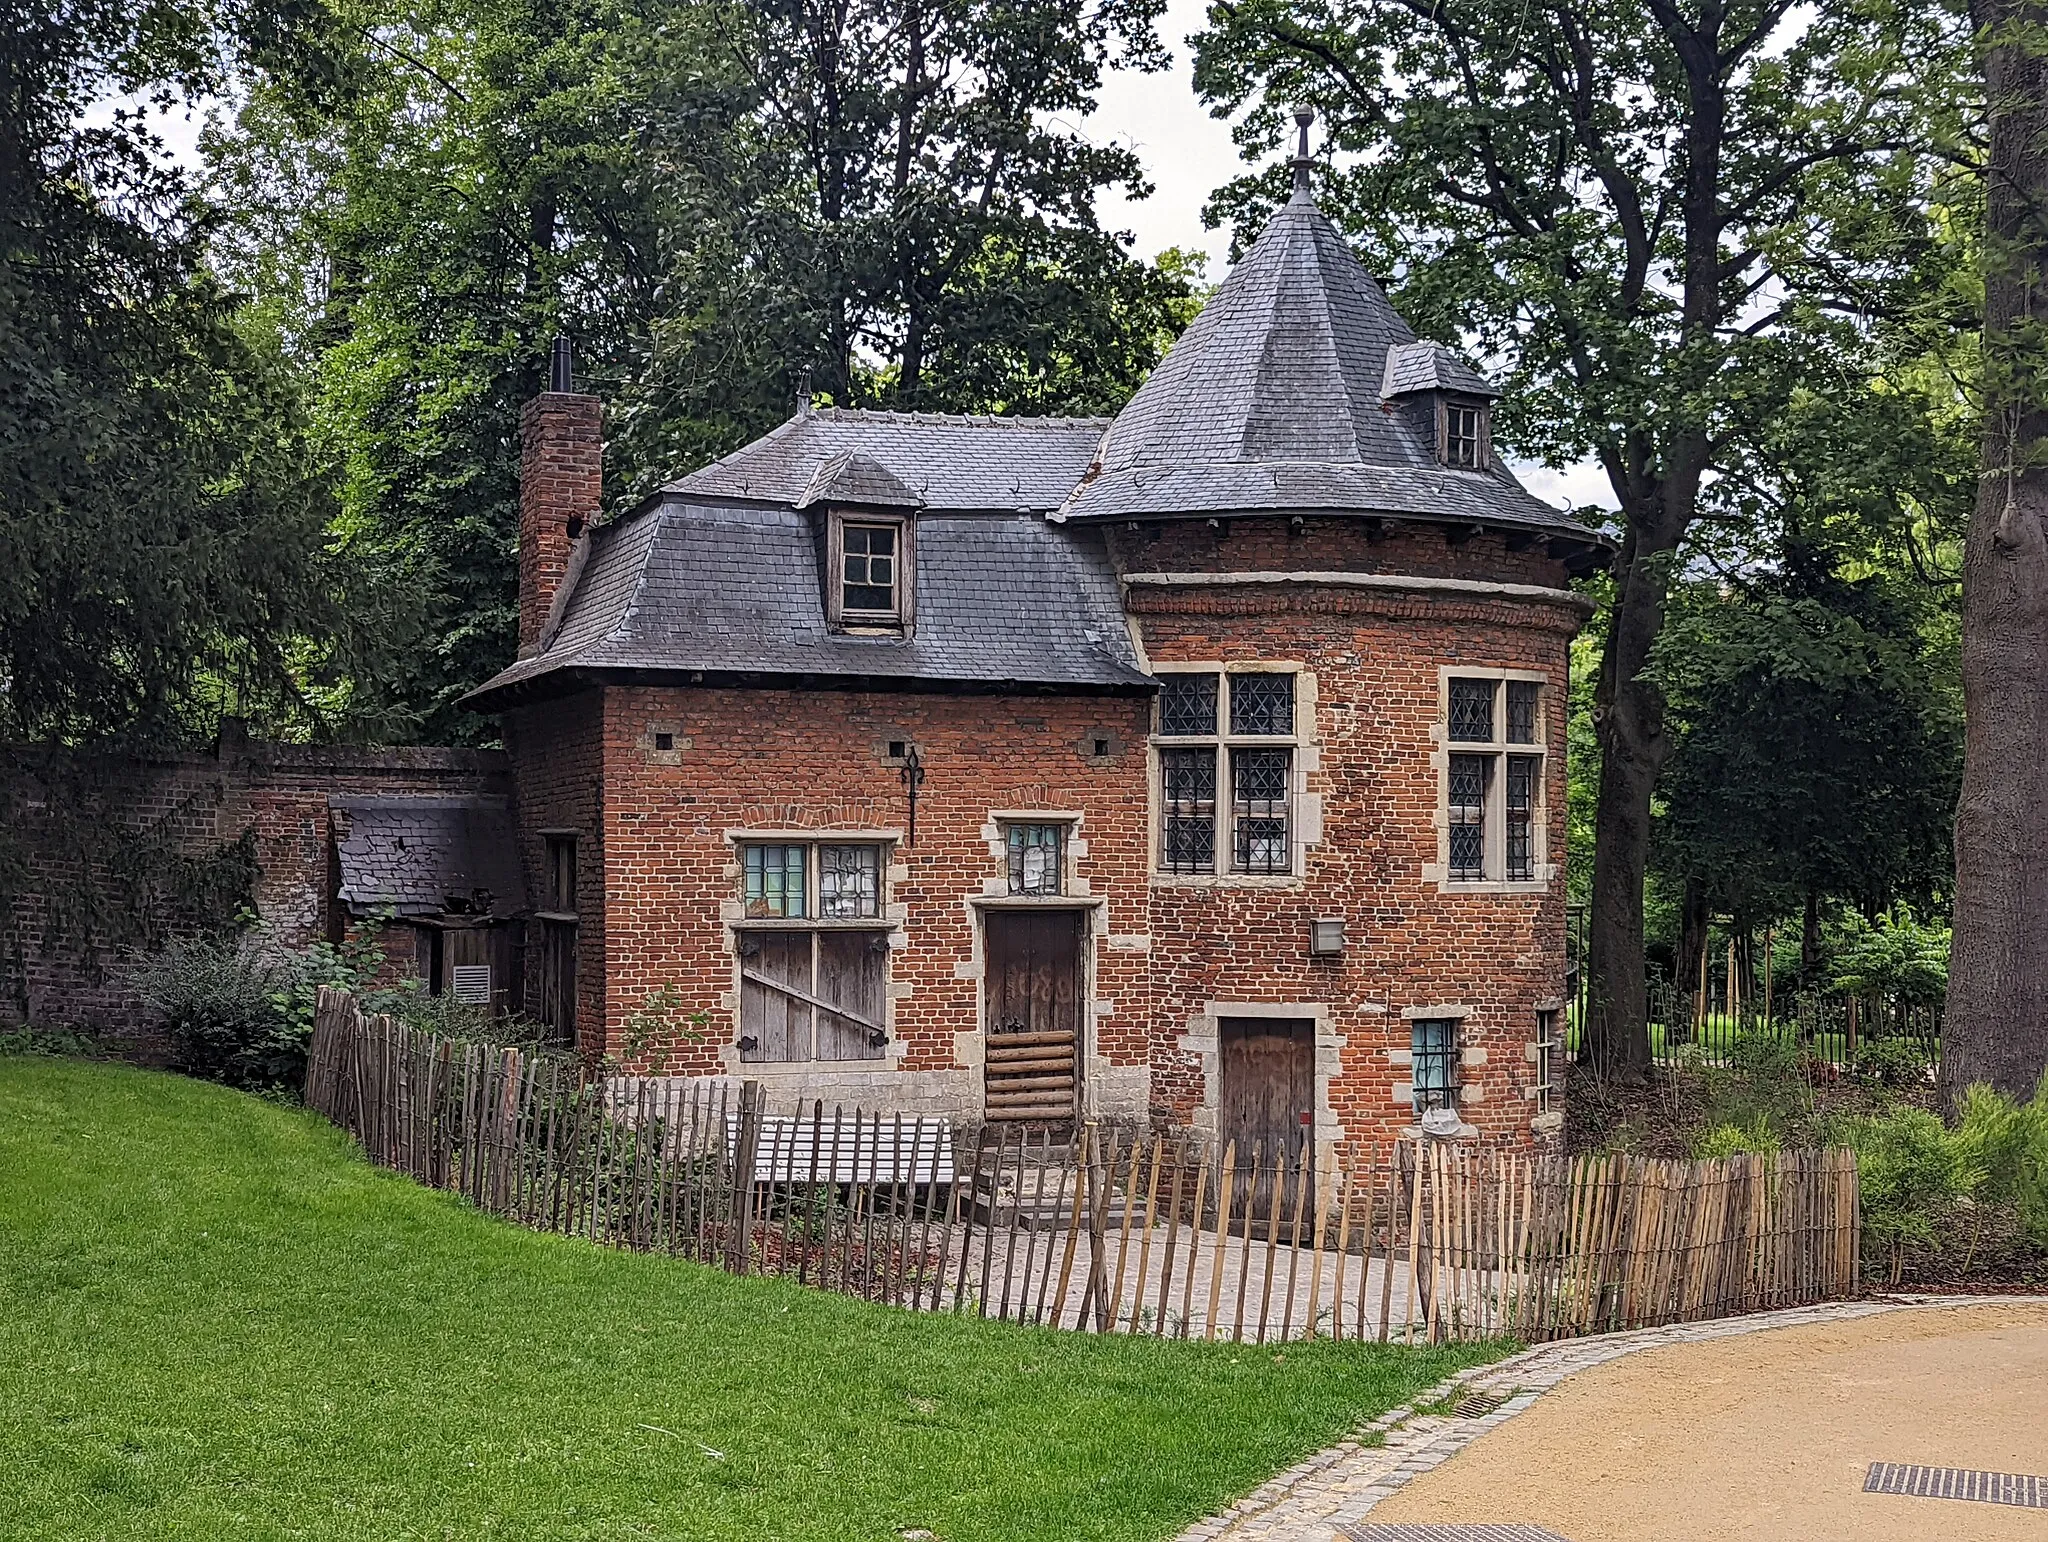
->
<box><xmin>0</xmin><ymin>1058</ymin><xmax>1496</xmax><ymax>1542</ymax></box>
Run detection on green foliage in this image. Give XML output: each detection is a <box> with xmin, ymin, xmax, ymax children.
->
<box><xmin>1828</xmin><ymin>911</ymin><xmax>1952</xmax><ymax>1005</ymax></box>
<box><xmin>0</xmin><ymin>0</ymin><xmax>411</xmax><ymax>745</ymax></box>
<box><xmin>1852</xmin><ymin>1036</ymin><xmax>1936</xmax><ymax>1091</ymax></box>
<box><xmin>128</xmin><ymin>921</ymin><xmax>522</xmax><ymax>1091</ymax></box>
<box><xmin>1829</xmin><ymin>1106</ymin><xmax>1981</xmax><ymax>1276</ymax></box>
<box><xmin>0</xmin><ymin>1026</ymin><xmax>105</xmax><ymax>1059</ymax></box>
<box><xmin>1693</xmin><ymin>1115</ymin><xmax>1782</xmax><ymax>1160</ymax></box>
<box><xmin>0</xmin><ymin>1056</ymin><xmax>1495</xmax><ymax>1540</ymax></box>
<box><xmin>1651</xmin><ymin>576</ymin><xmax>1963</xmax><ymax>930</ymax></box>
<box><xmin>208</xmin><ymin>0</ymin><xmax>1202</xmax><ymax>738</ymax></box>
<box><xmin>1954</xmin><ymin>1077</ymin><xmax>2048</xmax><ymax>1249</ymax></box>
<box><xmin>615</xmin><ymin>983</ymin><xmax>709</xmax><ymax>1075</ymax></box>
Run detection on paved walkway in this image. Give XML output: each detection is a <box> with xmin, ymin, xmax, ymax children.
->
<box><xmin>1174</xmin><ymin>1294</ymin><xmax>2048</xmax><ymax>1542</ymax></box>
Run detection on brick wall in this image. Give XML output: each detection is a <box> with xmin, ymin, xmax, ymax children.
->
<box><xmin>1117</xmin><ymin>519</ymin><xmax>1583</xmax><ymax>1154</ymax></box>
<box><xmin>579</xmin><ymin>685</ymin><xmax>1155</xmax><ymax>1121</ymax></box>
<box><xmin>502</xmin><ymin>693</ymin><xmax>606</xmax><ymax>1051</ymax></box>
<box><xmin>501</xmin><ymin>517</ymin><xmax>1593</xmax><ymax>1159</ymax></box>
<box><xmin>518</xmin><ymin>392</ymin><xmax>603</xmax><ymax>649</ymax></box>
<box><xmin>0</xmin><ymin>727</ymin><xmax>509</xmax><ymax>1053</ymax></box>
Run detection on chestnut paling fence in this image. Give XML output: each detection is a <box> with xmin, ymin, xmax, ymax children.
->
<box><xmin>306</xmin><ymin>989</ymin><xmax>1861</xmax><ymax>1343</ymax></box>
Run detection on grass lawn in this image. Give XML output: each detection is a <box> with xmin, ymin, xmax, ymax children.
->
<box><xmin>0</xmin><ymin>1058</ymin><xmax>1497</xmax><ymax>1542</ymax></box>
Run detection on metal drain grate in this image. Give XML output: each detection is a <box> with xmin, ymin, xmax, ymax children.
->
<box><xmin>1345</xmin><ymin>1527</ymin><xmax>1573</xmax><ymax>1541</ymax></box>
<box><xmin>1864</xmin><ymin>1463</ymin><xmax>2046</xmax><ymax>1509</ymax></box>
<box><xmin>1451</xmin><ymin>1389</ymin><xmax>1512</xmax><ymax>1418</ymax></box>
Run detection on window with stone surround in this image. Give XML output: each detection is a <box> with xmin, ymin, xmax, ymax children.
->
<box><xmin>1153</xmin><ymin>669</ymin><xmax>1299</xmax><ymax>876</ymax></box>
<box><xmin>1440</xmin><ymin>672</ymin><xmax>1546</xmax><ymax>886</ymax></box>
<box><xmin>1411</xmin><ymin>1017</ymin><xmax>1461</xmax><ymax>1113</ymax></box>
<box><xmin>1004</xmin><ymin>822</ymin><xmax>1064</xmax><ymax>895</ymax></box>
<box><xmin>1533</xmin><ymin>1007</ymin><xmax>1559</xmax><ymax>1116</ymax></box>
<box><xmin>735</xmin><ymin>840</ymin><xmax>888</xmax><ymax>1062</ymax></box>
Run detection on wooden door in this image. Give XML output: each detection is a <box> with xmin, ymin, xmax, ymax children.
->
<box><xmin>982</xmin><ymin>910</ymin><xmax>1083</xmax><ymax>1122</ymax></box>
<box><xmin>1218</xmin><ymin>1017</ymin><xmax>1315</xmax><ymax>1226</ymax></box>
<box><xmin>537</xmin><ymin>918</ymin><xmax>577</xmax><ymax>1045</ymax></box>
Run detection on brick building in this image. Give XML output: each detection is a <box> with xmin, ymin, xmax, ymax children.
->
<box><xmin>465</xmin><ymin>148</ymin><xmax>1609</xmax><ymax>1158</ymax></box>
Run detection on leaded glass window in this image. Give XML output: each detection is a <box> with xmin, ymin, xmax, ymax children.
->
<box><xmin>1160</xmin><ymin>748</ymin><xmax>1217</xmax><ymax>873</ymax></box>
<box><xmin>743</xmin><ymin>844</ymin><xmax>808</xmax><ymax>917</ymax></box>
<box><xmin>1005</xmin><ymin>823</ymin><xmax>1064</xmax><ymax>895</ymax></box>
<box><xmin>1507</xmin><ymin>681</ymin><xmax>1540</xmax><ymax>744</ymax></box>
<box><xmin>1229</xmin><ymin>673</ymin><xmax>1294</xmax><ymax>736</ymax></box>
<box><xmin>1158</xmin><ymin>673</ymin><xmax>1218</xmax><ymax>736</ymax></box>
<box><xmin>1505</xmin><ymin>756</ymin><xmax>1537</xmax><ymax>881</ymax></box>
<box><xmin>1448</xmin><ymin>754</ymin><xmax>1489</xmax><ymax>880</ymax></box>
<box><xmin>1449</xmin><ymin>678</ymin><xmax>1494</xmax><ymax>743</ymax></box>
<box><xmin>1231</xmin><ymin>749</ymin><xmax>1292</xmax><ymax>873</ymax></box>
<box><xmin>819</xmin><ymin>844</ymin><xmax>881</xmax><ymax>918</ymax></box>
<box><xmin>1412</xmin><ymin>1018</ymin><xmax>1460</xmax><ymax>1112</ymax></box>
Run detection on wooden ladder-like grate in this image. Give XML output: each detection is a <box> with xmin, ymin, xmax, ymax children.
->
<box><xmin>984</xmin><ymin>1029</ymin><xmax>1075</xmax><ymax>1122</ymax></box>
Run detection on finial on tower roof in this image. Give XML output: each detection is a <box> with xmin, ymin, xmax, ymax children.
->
<box><xmin>1290</xmin><ymin>105</ymin><xmax>1315</xmax><ymax>204</ymax></box>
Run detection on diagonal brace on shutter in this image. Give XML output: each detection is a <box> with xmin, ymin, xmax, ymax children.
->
<box><xmin>739</xmin><ymin>967</ymin><xmax>885</xmax><ymax>1034</ymax></box>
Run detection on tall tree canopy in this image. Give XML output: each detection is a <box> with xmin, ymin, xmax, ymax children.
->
<box><xmin>1944</xmin><ymin>0</ymin><xmax>2048</xmax><ymax>1103</ymax></box>
<box><xmin>210</xmin><ymin>0</ymin><xmax>1200</xmax><ymax>740</ymax></box>
<box><xmin>0</xmin><ymin>0</ymin><xmax>386</xmax><ymax>743</ymax></box>
<box><xmin>1194</xmin><ymin>0</ymin><xmax>1972</xmax><ymax>1075</ymax></box>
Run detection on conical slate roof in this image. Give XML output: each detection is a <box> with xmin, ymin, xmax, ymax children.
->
<box><xmin>1057</xmin><ymin>191</ymin><xmax>1588</xmax><ymax>539</ymax></box>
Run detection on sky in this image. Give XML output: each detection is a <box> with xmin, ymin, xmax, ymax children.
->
<box><xmin>1074</xmin><ymin>0</ymin><xmax>1614</xmax><ymax>512</ymax></box>
<box><xmin>87</xmin><ymin>1</ymin><xmax>1613</xmax><ymax>511</ymax></box>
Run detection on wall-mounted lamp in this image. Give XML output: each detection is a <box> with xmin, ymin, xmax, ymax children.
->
<box><xmin>1309</xmin><ymin>916</ymin><xmax>1346</xmax><ymax>956</ymax></box>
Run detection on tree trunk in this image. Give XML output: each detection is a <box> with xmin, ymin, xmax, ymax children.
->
<box><xmin>1583</xmin><ymin>518</ymin><xmax>1678</xmax><ymax>1078</ymax></box>
<box><xmin>1943</xmin><ymin>0</ymin><xmax>2048</xmax><ymax>1107</ymax></box>
<box><xmin>1801</xmin><ymin>887</ymin><xmax>1821</xmax><ymax>988</ymax></box>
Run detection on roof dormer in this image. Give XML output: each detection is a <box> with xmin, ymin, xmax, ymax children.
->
<box><xmin>797</xmin><ymin>450</ymin><xmax>924</xmax><ymax>634</ymax></box>
<box><xmin>1380</xmin><ymin>340</ymin><xmax>1501</xmax><ymax>471</ymax></box>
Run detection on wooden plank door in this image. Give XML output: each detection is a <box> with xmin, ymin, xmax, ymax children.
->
<box><xmin>1218</xmin><ymin>1017</ymin><xmax>1315</xmax><ymax>1227</ymax></box>
<box><xmin>982</xmin><ymin>910</ymin><xmax>1083</xmax><ymax>1122</ymax></box>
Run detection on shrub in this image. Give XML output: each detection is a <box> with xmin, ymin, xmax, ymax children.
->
<box><xmin>1954</xmin><ymin>1076</ymin><xmax>2048</xmax><ymax>1251</ymax></box>
<box><xmin>1693</xmin><ymin>1114</ymin><xmax>1781</xmax><ymax>1160</ymax></box>
<box><xmin>1828</xmin><ymin>1106</ymin><xmax>1982</xmax><ymax>1283</ymax></box>
<box><xmin>0</xmin><ymin>1025</ymin><xmax>104</xmax><ymax>1058</ymax></box>
<box><xmin>1852</xmin><ymin>1036</ymin><xmax>1934</xmax><ymax>1091</ymax></box>
<box><xmin>131</xmin><ymin>924</ymin><xmax>534</xmax><ymax>1094</ymax></box>
<box><xmin>1827</xmin><ymin>910</ymin><xmax>1949</xmax><ymax>1007</ymax></box>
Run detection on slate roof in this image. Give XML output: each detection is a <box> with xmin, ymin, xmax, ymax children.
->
<box><xmin>331</xmin><ymin>796</ymin><xmax>525</xmax><ymax>919</ymax></box>
<box><xmin>1054</xmin><ymin>191</ymin><xmax>1591</xmax><ymax>539</ymax></box>
<box><xmin>667</xmin><ymin>408</ymin><xmax>1107</xmax><ymax>512</ymax></box>
<box><xmin>1383</xmin><ymin>339</ymin><xmax>1499</xmax><ymax>400</ymax></box>
<box><xmin>464</xmin><ymin>502</ymin><xmax>1151</xmax><ymax>707</ymax></box>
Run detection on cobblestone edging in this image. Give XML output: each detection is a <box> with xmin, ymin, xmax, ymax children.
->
<box><xmin>1175</xmin><ymin>1294</ymin><xmax>2048</xmax><ymax>1542</ymax></box>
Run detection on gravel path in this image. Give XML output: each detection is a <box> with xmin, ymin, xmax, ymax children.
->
<box><xmin>1174</xmin><ymin>1294</ymin><xmax>2048</xmax><ymax>1542</ymax></box>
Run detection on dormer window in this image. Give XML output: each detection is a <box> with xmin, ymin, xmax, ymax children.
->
<box><xmin>827</xmin><ymin>511</ymin><xmax>913</xmax><ymax>631</ymax></box>
<box><xmin>841</xmin><ymin>520</ymin><xmax>899</xmax><ymax>618</ymax></box>
<box><xmin>1441</xmin><ymin>398</ymin><xmax>1489</xmax><ymax>469</ymax></box>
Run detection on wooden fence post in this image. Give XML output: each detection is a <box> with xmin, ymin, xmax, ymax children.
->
<box><xmin>730</xmin><ymin>1080</ymin><xmax>764</xmax><ymax>1275</ymax></box>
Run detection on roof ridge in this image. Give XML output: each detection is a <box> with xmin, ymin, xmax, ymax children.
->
<box><xmin>811</xmin><ymin>407</ymin><xmax>1112</xmax><ymax>428</ymax></box>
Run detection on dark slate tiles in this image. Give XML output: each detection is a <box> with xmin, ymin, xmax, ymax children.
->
<box><xmin>667</xmin><ymin>409</ymin><xmax>1107</xmax><ymax>513</ymax></box>
<box><xmin>332</xmin><ymin>797</ymin><xmax>525</xmax><ymax>918</ymax></box>
<box><xmin>467</xmin><ymin>503</ymin><xmax>1150</xmax><ymax>703</ymax></box>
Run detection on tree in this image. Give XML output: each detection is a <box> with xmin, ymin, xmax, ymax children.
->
<box><xmin>1943</xmin><ymin>0</ymin><xmax>2048</xmax><ymax>1104</ymax></box>
<box><xmin>0</xmin><ymin>0</ymin><xmax>384</xmax><ymax>744</ymax></box>
<box><xmin>1194</xmin><ymin>0</ymin><xmax>1971</xmax><ymax>1075</ymax></box>
<box><xmin>212</xmin><ymin>0</ymin><xmax>1200</xmax><ymax>740</ymax></box>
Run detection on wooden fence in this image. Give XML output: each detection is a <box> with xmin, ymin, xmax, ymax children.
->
<box><xmin>306</xmin><ymin>989</ymin><xmax>1861</xmax><ymax>1344</ymax></box>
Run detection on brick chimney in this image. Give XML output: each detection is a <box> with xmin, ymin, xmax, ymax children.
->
<box><xmin>518</xmin><ymin>337</ymin><xmax>601</xmax><ymax>654</ymax></box>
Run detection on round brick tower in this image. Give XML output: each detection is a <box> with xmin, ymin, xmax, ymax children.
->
<box><xmin>1055</xmin><ymin>117</ymin><xmax>1608</xmax><ymax>1155</ymax></box>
